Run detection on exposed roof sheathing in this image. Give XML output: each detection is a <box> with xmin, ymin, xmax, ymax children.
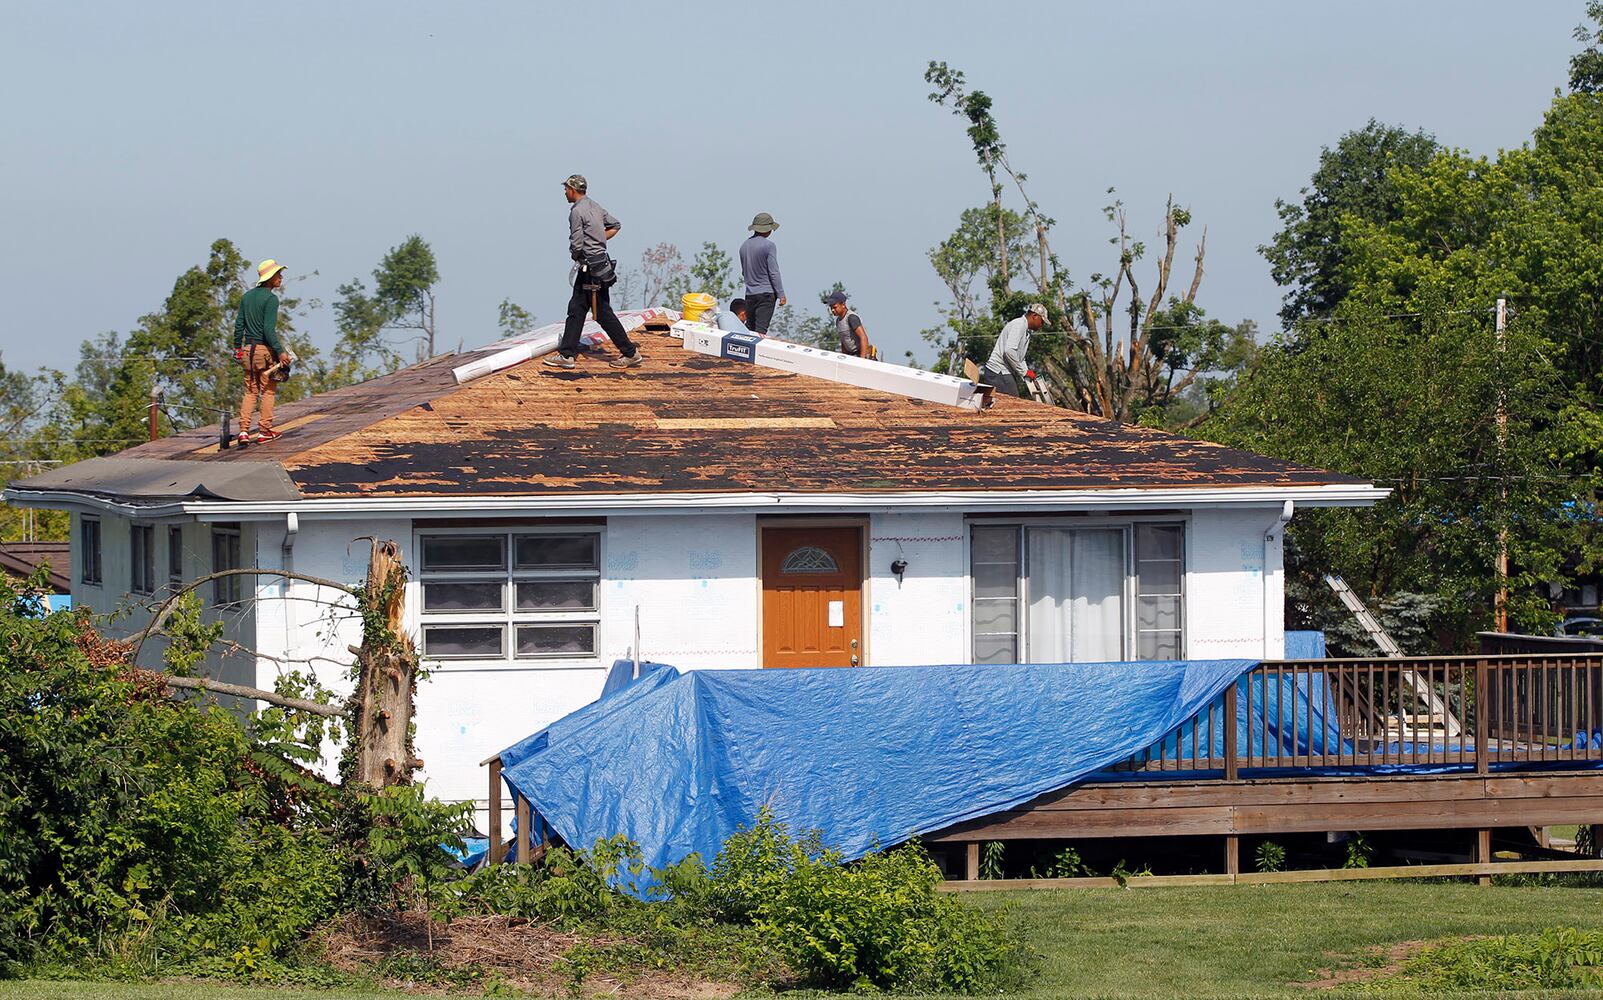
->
<box><xmin>51</xmin><ymin>330</ymin><xmax>1365</xmax><ymax>500</ymax></box>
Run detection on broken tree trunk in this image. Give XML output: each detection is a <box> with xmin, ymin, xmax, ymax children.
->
<box><xmin>349</xmin><ymin>539</ymin><xmax>422</xmax><ymax>789</ymax></box>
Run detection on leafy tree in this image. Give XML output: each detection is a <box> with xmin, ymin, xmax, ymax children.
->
<box><xmin>639</xmin><ymin>242</ymin><xmax>687</xmax><ymax>308</ymax></box>
<box><xmin>333</xmin><ymin>235</ymin><xmax>441</xmax><ymax>376</ymax></box>
<box><xmin>1260</xmin><ymin>120</ymin><xmax>1440</xmax><ymax>327</ymax></box>
<box><xmin>496</xmin><ymin>298</ymin><xmax>534</xmax><ymax>337</ymax></box>
<box><xmin>920</xmin><ymin>205</ymin><xmax>1032</xmax><ymax>373</ymax></box>
<box><xmin>1572</xmin><ymin>1</ymin><xmax>1603</xmax><ymax>94</ymax></box>
<box><xmin>662</xmin><ymin>241</ymin><xmax>738</xmax><ymax>304</ymax></box>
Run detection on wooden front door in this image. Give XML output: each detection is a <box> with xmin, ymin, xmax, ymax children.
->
<box><xmin>761</xmin><ymin>526</ymin><xmax>863</xmax><ymax>668</ymax></box>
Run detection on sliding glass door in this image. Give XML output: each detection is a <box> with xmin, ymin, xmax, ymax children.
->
<box><xmin>971</xmin><ymin>521</ymin><xmax>1185</xmax><ymax>664</ymax></box>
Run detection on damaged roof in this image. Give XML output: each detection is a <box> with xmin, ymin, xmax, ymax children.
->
<box><xmin>15</xmin><ymin>330</ymin><xmax>1368</xmax><ymax>501</ymax></box>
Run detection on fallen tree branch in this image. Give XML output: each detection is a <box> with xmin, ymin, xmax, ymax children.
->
<box><xmin>160</xmin><ymin>674</ymin><xmax>344</xmax><ymax>717</ymax></box>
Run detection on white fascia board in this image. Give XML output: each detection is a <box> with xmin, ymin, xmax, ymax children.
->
<box><xmin>4</xmin><ymin>483</ymin><xmax>1390</xmax><ymax>523</ymax></box>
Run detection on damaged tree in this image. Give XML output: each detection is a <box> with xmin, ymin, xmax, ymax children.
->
<box><xmin>925</xmin><ymin>61</ymin><xmax>1230</xmax><ymax>424</ymax></box>
<box><xmin>132</xmin><ymin>536</ymin><xmax>423</xmax><ymax>790</ymax></box>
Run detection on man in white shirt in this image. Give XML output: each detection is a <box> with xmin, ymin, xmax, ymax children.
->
<box><xmin>982</xmin><ymin>302</ymin><xmax>1047</xmax><ymax>397</ymax></box>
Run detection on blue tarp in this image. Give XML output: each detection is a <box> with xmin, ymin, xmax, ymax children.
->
<box><xmin>497</xmin><ymin>658</ymin><xmax>1255</xmax><ymax>873</ymax></box>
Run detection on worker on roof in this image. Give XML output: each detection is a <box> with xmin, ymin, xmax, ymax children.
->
<box><xmin>982</xmin><ymin>302</ymin><xmax>1047</xmax><ymax>398</ymax></box>
<box><xmin>739</xmin><ymin>212</ymin><xmax>785</xmax><ymax>334</ymax></box>
<box><xmin>233</xmin><ymin>259</ymin><xmax>292</xmax><ymax>444</ymax></box>
<box><xmin>713</xmin><ymin>297</ymin><xmax>754</xmax><ymax>334</ymax></box>
<box><xmin>827</xmin><ymin>291</ymin><xmax>873</xmax><ymax>358</ymax></box>
<box><xmin>545</xmin><ymin>174</ymin><xmax>643</xmax><ymax>371</ymax></box>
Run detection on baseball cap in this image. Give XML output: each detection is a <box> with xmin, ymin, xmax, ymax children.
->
<box><xmin>562</xmin><ymin>174</ymin><xmax>588</xmax><ymax>192</ymax></box>
<box><xmin>826</xmin><ymin>291</ymin><xmax>848</xmax><ymax>306</ymax></box>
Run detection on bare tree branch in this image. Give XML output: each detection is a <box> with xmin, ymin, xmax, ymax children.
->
<box><xmin>159</xmin><ymin>674</ymin><xmax>343</xmax><ymax>716</ymax></box>
<box><xmin>131</xmin><ymin>568</ymin><xmax>356</xmax><ymax>662</ymax></box>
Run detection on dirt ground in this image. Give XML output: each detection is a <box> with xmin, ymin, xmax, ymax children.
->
<box><xmin>318</xmin><ymin>910</ymin><xmax>740</xmax><ymax>998</ymax></box>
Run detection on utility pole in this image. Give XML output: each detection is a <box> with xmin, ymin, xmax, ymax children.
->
<box><xmin>1494</xmin><ymin>296</ymin><xmax>1509</xmax><ymax>633</ymax></box>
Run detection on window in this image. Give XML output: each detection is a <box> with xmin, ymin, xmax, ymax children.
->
<box><xmin>129</xmin><ymin>524</ymin><xmax>155</xmax><ymax>595</ymax></box>
<box><xmin>168</xmin><ymin>526</ymin><xmax>184</xmax><ymax>589</ymax></box>
<box><xmin>79</xmin><ymin>517</ymin><xmax>102</xmax><ymax>585</ymax></box>
<box><xmin>1134</xmin><ymin>525</ymin><xmax>1184</xmax><ymax>660</ymax></box>
<box><xmin>781</xmin><ymin>546</ymin><xmax>839</xmax><ymax>574</ymax></box>
<box><xmin>418</xmin><ymin>530</ymin><xmax>601</xmax><ymax>662</ymax></box>
<box><xmin>970</xmin><ymin>522</ymin><xmax>1185</xmax><ymax>664</ymax></box>
<box><xmin>211</xmin><ymin>525</ymin><xmax>242</xmax><ymax>606</ymax></box>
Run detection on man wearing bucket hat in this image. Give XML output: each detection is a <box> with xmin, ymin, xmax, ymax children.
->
<box><xmin>546</xmin><ymin>173</ymin><xmax>643</xmax><ymax>371</ymax></box>
<box><xmin>232</xmin><ymin>259</ymin><xmax>292</xmax><ymax>443</ymax></box>
<box><xmin>739</xmin><ymin>212</ymin><xmax>785</xmax><ymax>334</ymax></box>
<box><xmin>981</xmin><ymin>302</ymin><xmax>1048</xmax><ymax>399</ymax></box>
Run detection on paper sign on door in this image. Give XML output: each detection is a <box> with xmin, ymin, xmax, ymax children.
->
<box><xmin>828</xmin><ymin>600</ymin><xmax>844</xmax><ymax>627</ymax></box>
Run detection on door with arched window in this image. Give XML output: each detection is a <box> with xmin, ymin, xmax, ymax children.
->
<box><xmin>760</xmin><ymin>525</ymin><xmax>863</xmax><ymax>668</ymax></box>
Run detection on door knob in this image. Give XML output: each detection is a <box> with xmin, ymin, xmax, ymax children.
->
<box><xmin>850</xmin><ymin>638</ymin><xmax>859</xmax><ymax>649</ymax></box>
<box><xmin>851</xmin><ymin>654</ymin><xmax>859</xmax><ymax>666</ymax></box>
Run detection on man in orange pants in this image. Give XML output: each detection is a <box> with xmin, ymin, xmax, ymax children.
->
<box><xmin>233</xmin><ymin>259</ymin><xmax>292</xmax><ymax>443</ymax></box>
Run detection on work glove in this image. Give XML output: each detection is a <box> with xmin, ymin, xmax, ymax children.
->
<box><xmin>234</xmin><ymin>348</ymin><xmax>246</xmax><ymax>362</ymax></box>
<box><xmin>1026</xmin><ymin>368</ymin><xmax>1038</xmax><ymax>380</ymax></box>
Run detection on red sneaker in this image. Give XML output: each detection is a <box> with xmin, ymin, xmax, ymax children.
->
<box><xmin>237</xmin><ymin>432</ymin><xmax>251</xmax><ymax>446</ymax></box>
<box><xmin>254</xmin><ymin>429</ymin><xmax>282</xmax><ymax>443</ymax></box>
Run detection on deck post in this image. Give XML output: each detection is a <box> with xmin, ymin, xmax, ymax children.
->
<box><xmin>516</xmin><ymin>794</ymin><xmax>532</xmax><ymax>866</ymax></box>
<box><xmin>1475</xmin><ymin>657</ymin><xmax>1490</xmax><ymax>775</ymax></box>
<box><xmin>488</xmin><ymin>757</ymin><xmax>503</xmax><ymax>865</ymax></box>
<box><xmin>1475</xmin><ymin>828</ymin><xmax>1493</xmax><ymax>887</ymax></box>
<box><xmin>1224</xmin><ymin>835</ymin><xmax>1240</xmax><ymax>877</ymax></box>
<box><xmin>1223</xmin><ymin>682</ymin><xmax>1239</xmax><ymax>781</ymax></box>
<box><xmin>965</xmin><ymin>843</ymin><xmax>980</xmax><ymax>881</ymax></box>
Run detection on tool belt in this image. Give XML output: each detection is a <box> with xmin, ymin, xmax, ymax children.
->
<box><xmin>579</xmin><ymin>251</ymin><xmax>618</xmax><ymax>291</ymax></box>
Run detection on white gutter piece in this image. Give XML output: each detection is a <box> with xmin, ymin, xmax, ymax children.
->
<box><xmin>674</xmin><ymin>320</ymin><xmax>985</xmax><ymax>410</ymax></box>
<box><xmin>452</xmin><ymin>308</ymin><xmax>675</xmax><ymax>384</ymax></box>
<box><xmin>4</xmin><ymin>482</ymin><xmax>1392</xmax><ymax>522</ymax></box>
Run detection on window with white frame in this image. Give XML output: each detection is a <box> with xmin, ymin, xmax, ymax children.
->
<box><xmin>129</xmin><ymin>523</ymin><xmax>155</xmax><ymax>595</ymax></box>
<box><xmin>971</xmin><ymin>521</ymin><xmax>1185</xmax><ymax>664</ymax></box>
<box><xmin>417</xmin><ymin>529</ymin><xmax>601</xmax><ymax>662</ymax></box>
<box><xmin>79</xmin><ymin>516</ymin><xmax>102</xmax><ymax>585</ymax></box>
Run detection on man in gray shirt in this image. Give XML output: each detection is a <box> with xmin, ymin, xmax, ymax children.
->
<box><xmin>982</xmin><ymin>303</ymin><xmax>1047</xmax><ymax>397</ymax></box>
<box><xmin>739</xmin><ymin>212</ymin><xmax>785</xmax><ymax>334</ymax></box>
<box><xmin>545</xmin><ymin>173</ymin><xmax>642</xmax><ymax>370</ymax></box>
<box><xmin>827</xmin><ymin>291</ymin><xmax>871</xmax><ymax>357</ymax></box>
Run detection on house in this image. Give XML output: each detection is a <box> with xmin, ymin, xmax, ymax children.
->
<box><xmin>0</xmin><ymin>540</ymin><xmax>72</xmax><ymax>611</ymax></box>
<box><xmin>4</xmin><ymin>319</ymin><xmax>1387</xmax><ymax>826</ymax></box>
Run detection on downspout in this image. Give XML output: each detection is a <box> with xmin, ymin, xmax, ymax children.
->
<box><xmin>281</xmin><ymin>512</ymin><xmax>298</xmax><ymax>651</ymax></box>
<box><xmin>1263</xmin><ymin>501</ymin><xmax>1294</xmax><ymax>658</ymax></box>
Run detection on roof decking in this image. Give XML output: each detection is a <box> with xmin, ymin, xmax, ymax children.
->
<box><xmin>59</xmin><ymin>330</ymin><xmax>1365</xmax><ymax>500</ymax></box>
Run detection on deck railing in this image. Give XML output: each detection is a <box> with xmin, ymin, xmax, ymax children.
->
<box><xmin>1105</xmin><ymin>654</ymin><xmax>1603</xmax><ymax>777</ymax></box>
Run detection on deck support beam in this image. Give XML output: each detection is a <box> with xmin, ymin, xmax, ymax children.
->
<box><xmin>516</xmin><ymin>794</ymin><xmax>532</xmax><ymax>865</ymax></box>
<box><xmin>488</xmin><ymin>757</ymin><xmax>503</xmax><ymax>864</ymax></box>
<box><xmin>1475</xmin><ymin>828</ymin><xmax>1493</xmax><ymax>886</ymax></box>
<box><xmin>1224</xmin><ymin>835</ymin><xmax>1240</xmax><ymax>876</ymax></box>
<box><xmin>965</xmin><ymin>842</ymin><xmax>980</xmax><ymax>881</ymax></box>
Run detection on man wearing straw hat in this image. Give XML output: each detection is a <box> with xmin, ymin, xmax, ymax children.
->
<box><xmin>545</xmin><ymin>173</ymin><xmax>643</xmax><ymax>370</ymax></box>
<box><xmin>739</xmin><ymin>212</ymin><xmax>785</xmax><ymax>334</ymax></box>
<box><xmin>232</xmin><ymin>259</ymin><xmax>292</xmax><ymax>444</ymax></box>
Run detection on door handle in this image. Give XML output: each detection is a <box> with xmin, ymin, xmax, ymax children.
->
<box><xmin>851</xmin><ymin>654</ymin><xmax>859</xmax><ymax>666</ymax></box>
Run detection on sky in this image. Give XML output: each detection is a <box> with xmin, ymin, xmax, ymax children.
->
<box><xmin>0</xmin><ymin>1</ymin><xmax>1586</xmax><ymax>374</ymax></box>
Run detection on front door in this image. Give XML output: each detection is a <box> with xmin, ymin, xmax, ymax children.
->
<box><xmin>761</xmin><ymin>526</ymin><xmax>863</xmax><ymax>668</ymax></box>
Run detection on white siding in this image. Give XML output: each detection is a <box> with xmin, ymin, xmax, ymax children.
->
<box><xmin>867</xmin><ymin>512</ymin><xmax>968</xmax><ymax>666</ymax></box>
<box><xmin>1185</xmin><ymin>507</ymin><xmax>1285</xmax><ymax>660</ymax></box>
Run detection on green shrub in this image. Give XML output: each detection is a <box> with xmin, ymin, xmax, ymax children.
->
<box><xmin>1255</xmin><ymin>840</ymin><xmax>1287</xmax><ymax>873</ymax></box>
<box><xmin>439</xmin><ymin>835</ymin><xmax>645</xmax><ymax>927</ymax></box>
<box><xmin>704</xmin><ymin>812</ymin><xmax>1026</xmax><ymax>993</ymax></box>
<box><xmin>1381</xmin><ymin>927</ymin><xmax>1603</xmax><ymax>991</ymax></box>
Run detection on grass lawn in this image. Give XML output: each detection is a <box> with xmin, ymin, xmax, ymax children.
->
<box><xmin>4</xmin><ymin>881</ymin><xmax>1603</xmax><ymax>998</ymax></box>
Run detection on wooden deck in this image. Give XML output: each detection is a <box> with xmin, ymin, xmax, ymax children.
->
<box><xmin>927</xmin><ymin>654</ymin><xmax>1603</xmax><ymax>880</ymax></box>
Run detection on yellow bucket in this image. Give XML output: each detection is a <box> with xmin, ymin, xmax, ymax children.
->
<box><xmin>681</xmin><ymin>292</ymin><xmax>716</xmax><ymax>323</ymax></box>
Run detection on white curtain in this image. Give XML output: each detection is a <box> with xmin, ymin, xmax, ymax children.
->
<box><xmin>1071</xmin><ymin>530</ymin><xmax>1124</xmax><ymax>661</ymax></box>
<box><xmin>1026</xmin><ymin>529</ymin><xmax>1074</xmax><ymax>663</ymax></box>
<box><xmin>1026</xmin><ymin>528</ymin><xmax>1124</xmax><ymax>662</ymax></box>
